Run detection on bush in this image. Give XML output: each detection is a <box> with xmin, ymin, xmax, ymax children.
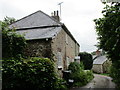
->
<box><xmin>1</xmin><ymin>17</ymin><xmax>26</xmax><ymax>59</ymax></box>
<box><xmin>55</xmin><ymin>78</ymin><xmax>68</xmax><ymax>90</ymax></box>
<box><xmin>68</xmin><ymin>62</ymin><xmax>81</xmax><ymax>73</ymax></box>
<box><xmin>2</xmin><ymin>57</ymin><xmax>62</xmax><ymax>90</ymax></box>
<box><xmin>85</xmin><ymin>70</ymin><xmax>94</xmax><ymax>83</ymax></box>
<box><xmin>79</xmin><ymin>62</ymin><xmax>84</xmax><ymax>70</ymax></box>
<box><xmin>110</xmin><ymin>60</ymin><xmax>120</xmax><ymax>89</ymax></box>
<box><xmin>2</xmin><ymin>30</ymin><xmax>26</xmax><ymax>59</ymax></box>
<box><xmin>68</xmin><ymin>62</ymin><xmax>94</xmax><ymax>87</ymax></box>
<box><xmin>79</xmin><ymin>52</ymin><xmax>93</xmax><ymax>70</ymax></box>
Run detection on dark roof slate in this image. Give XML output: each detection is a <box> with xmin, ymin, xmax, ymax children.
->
<box><xmin>9</xmin><ymin>10</ymin><xmax>61</xmax><ymax>29</ymax></box>
<box><xmin>16</xmin><ymin>26</ymin><xmax>62</xmax><ymax>40</ymax></box>
<box><xmin>9</xmin><ymin>10</ymin><xmax>79</xmax><ymax>46</ymax></box>
<box><xmin>93</xmin><ymin>56</ymin><xmax>107</xmax><ymax>64</ymax></box>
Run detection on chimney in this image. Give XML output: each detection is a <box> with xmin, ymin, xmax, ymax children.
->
<box><xmin>96</xmin><ymin>50</ymin><xmax>101</xmax><ymax>56</ymax></box>
<box><xmin>51</xmin><ymin>10</ymin><xmax>60</xmax><ymax>22</ymax></box>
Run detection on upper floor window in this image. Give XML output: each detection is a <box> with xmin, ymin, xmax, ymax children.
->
<box><xmin>66</xmin><ymin>34</ymin><xmax>68</xmax><ymax>44</ymax></box>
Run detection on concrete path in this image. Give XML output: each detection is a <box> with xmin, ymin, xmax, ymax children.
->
<box><xmin>70</xmin><ymin>74</ymin><xmax>116</xmax><ymax>90</ymax></box>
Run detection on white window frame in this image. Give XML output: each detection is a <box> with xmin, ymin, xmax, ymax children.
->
<box><xmin>57</xmin><ymin>52</ymin><xmax>63</xmax><ymax>69</ymax></box>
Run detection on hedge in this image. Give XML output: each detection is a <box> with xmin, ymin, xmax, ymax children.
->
<box><xmin>68</xmin><ymin>62</ymin><xmax>94</xmax><ymax>87</ymax></box>
<box><xmin>2</xmin><ymin>57</ymin><xmax>61</xmax><ymax>90</ymax></box>
<box><xmin>79</xmin><ymin>52</ymin><xmax>93</xmax><ymax>70</ymax></box>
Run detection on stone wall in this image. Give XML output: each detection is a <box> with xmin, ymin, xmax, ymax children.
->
<box><xmin>24</xmin><ymin>28</ymin><xmax>79</xmax><ymax>73</ymax></box>
<box><xmin>24</xmin><ymin>39</ymin><xmax>53</xmax><ymax>59</ymax></box>
<box><xmin>103</xmin><ymin>60</ymin><xmax>112</xmax><ymax>73</ymax></box>
<box><xmin>75</xmin><ymin>43</ymin><xmax>79</xmax><ymax>56</ymax></box>
<box><xmin>51</xmin><ymin>28</ymin><xmax>79</xmax><ymax>70</ymax></box>
<box><xmin>51</xmin><ymin>29</ymin><xmax>66</xmax><ymax>70</ymax></box>
<box><xmin>92</xmin><ymin>64</ymin><xmax>103</xmax><ymax>73</ymax></box>
<box><xmin>92</xmin><ymin>60</ymin><xmax>112</xmax><ymax>73</ymax></box>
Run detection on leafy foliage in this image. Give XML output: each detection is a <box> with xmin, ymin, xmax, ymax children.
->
<box><xmin>0</xmin><ymin>16</ymin><xmax>15</xmax><ymax>30</ymax></box>
<box><xmin>79</xmin><ymin>52</ymin><xmax>93</xmax><ymax>70</ymax></box>
<box><xmin>2</xmin><ymin>30</ymin><xmax>26</xmax><ymax>59</ymax></box>
<box><xmin>68</xmin><ymin>62</ymin><xmax>81</xmax><ymax>73</ymax></box>
<box><xmin>68</xmin><ymin>62</ymin><xmax>94</xmax><ymax>87</ymax></box>
<box><xmin>110</xmin><ymin>60</ymin><xmax>120</xmax><ymax>89</ymax></box>
<box><xmin>1</xmin><ymin>17</ymin><xmax>26</xmax><ymax>59</ymax></box>
<box><xmin>2</xmin><ymin>57</ymin><xmax>63</xmax><ymax>90</ymax></box>
<box><xmin>94</xmin><ymin>3</ymin><xmax>120</xmax><ymax>88</ymax></box>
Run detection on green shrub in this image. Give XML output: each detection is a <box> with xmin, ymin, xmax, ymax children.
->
<box><xmin>55</xmin><ymin>78</ymin><xmax>68</xmax><ymax>90</ymax></box>
<box><xmin>2</xmin><ymin>57</ymin><xmax>61</xmax><ymax>90</ymax></box>
<box><xmin>85</xmin><ymin>70</ymin><xmax>94</xmax><ymax>83</ymax></box>
<box><xmin>2</xmin><ymin>30</ymin><xmax>26</xmax><ymax>59</ymax></box>
<box><xmin>68</xmin><ymin>62</ymin><xmax>94</xmax><ymax>87</ymax></box>
<box><xmin>79</xmin><ymin>62</ymin><xmax>84</xmax><ymax>70</ymax></box>
<box><xmin>110</xmin><ymin>61</ymin><xmax>120</xmax><ymax>89</ymax></box>
<box><xmin>68</xmin><ymin>62</ymin><xmax>81</xmax><ymax>73</ymax></box>
<box><xmin>79</xmin><ymin>52</ymin><xmax>93</xmax><ymax>70</ymax></box>
<box><xmin>1</xmin><ymin>17</ymin><xmax>26</xmax><ymax>60</ymax></box>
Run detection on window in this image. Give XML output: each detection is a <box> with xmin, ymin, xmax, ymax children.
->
<box><xmin>57</xmin><ymin>52</ymin><xmax>63</xmax><ymax>69</ymax></box>
<box><xmin>66</xmin><ymin>34</ymin><xmax>68</xmax><ymax>44</ymax></box>
<box><xmin>66</xmin><ymin>57</ymin><xmax>70</xmax><ymax>67</ymax></box>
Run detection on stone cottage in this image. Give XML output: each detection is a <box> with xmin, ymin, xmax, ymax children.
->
<box><xmin>9</xmin><ymin>10</ymin><xmax>80</xmax><ymax>72</ymax></box>
<box><xmin>92</xmin><ymin>50</ymin><xmax>111</xmax><ymax>73</ymax></box>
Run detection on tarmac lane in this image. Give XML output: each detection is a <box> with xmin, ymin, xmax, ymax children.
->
<box><xmin>70</xmin><ymin>74</ymin><xmax>116</xmax><ymax>90</ymax></box>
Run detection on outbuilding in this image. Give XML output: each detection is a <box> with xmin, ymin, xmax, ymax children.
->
<box><xmin>92</xmin><ymin>55</ymin><xmax>111</xmax><ymax>73</ymax></box>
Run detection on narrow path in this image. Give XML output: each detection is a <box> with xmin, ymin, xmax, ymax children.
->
<box><xmin>70</xmin><ymin>74</ymin><xmax>116</xmax><ymax>90</ymax></box>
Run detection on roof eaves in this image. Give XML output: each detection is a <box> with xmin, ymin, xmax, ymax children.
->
<box><xmin>16</xmin><ymin>25</ymin><xmax>61</xmax><ymax>31</ymax></box>
<box><xmin>26</xmin><ymin>37</ymin><xmax>52</xmax><ymax>41</ymax></box>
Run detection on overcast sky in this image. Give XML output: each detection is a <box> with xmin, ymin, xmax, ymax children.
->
<box><xmin>0</xmin><ymin>0</ymin><xmax>105</xmax><ymax>53</ymax></box>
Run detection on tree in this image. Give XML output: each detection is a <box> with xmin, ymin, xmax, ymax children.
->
<box><xmin>78</xmin><ymin>52</ymin><xmax>93</xmax><ymax>70</ymax></box>
<box><xmin>1</xmin><ymin>17</ymin><xmax>26</xmax><ymax>59</ymax></box>
<box><xmin>94</xmin><ymin>3</ymin><xmax>120</xmax><ymax>88</ymax></box>
<box><xmin>1</xmin><ymin>16</ymin><xmax>15</xmax><ymax>30</ymax></box>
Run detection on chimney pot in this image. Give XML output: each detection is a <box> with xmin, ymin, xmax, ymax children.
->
<box><xmin>57</xmin><ymin>10</ymin><xmax>59</xmax><ymax>16</ymax></box>
<box><xmin>54</xmin><ymin>11</ymin><xmax>56</xmax><ymax>16</ymax></box>
<box><xmin>96</xmin><ymin>50</ymin><xmax>101</xmax><ymax>56</ymax></box>
<box><xmin>51</xmin><ymin>10</ymin><xmax>60</xmax><ymax>22</ymax></box>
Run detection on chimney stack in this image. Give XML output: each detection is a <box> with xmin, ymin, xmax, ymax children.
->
<box><xmin>51</xmin><ymin>10</ymin><xmax>60</xmax><ymax>22</ymax></box>
<box><xmin>57</xmin><ymin>10</ymin><xmax>59</xmax><ymax>16</ymax></box>
<box><xmin>54</xmin><ymin>11</ymin><xmax>56</xmax><ymax>16</ymax></box>
<box><xmin>96</xmin><ymin>50</ymin><xmax>101</xmax><ymax>56</ymax></box>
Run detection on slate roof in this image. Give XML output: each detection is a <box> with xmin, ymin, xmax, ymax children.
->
<box><xmin>9</xmin><ymin>10</ymin><xmax>61</xmax><ymax>29</ymax></box>
<box><xmin>9</xmin><ymin>10</ymin><xmax>79</xmax><ymax>46</ymax></box>
<box><xmin>93</xmin><ymin>56</ymin><xmax>107</xmax><ymax>64</ymax></box>
<box><xmin>16</xmin><ymin>26</ymin><xmax>62</xmax><ymax>40</ymax></box>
